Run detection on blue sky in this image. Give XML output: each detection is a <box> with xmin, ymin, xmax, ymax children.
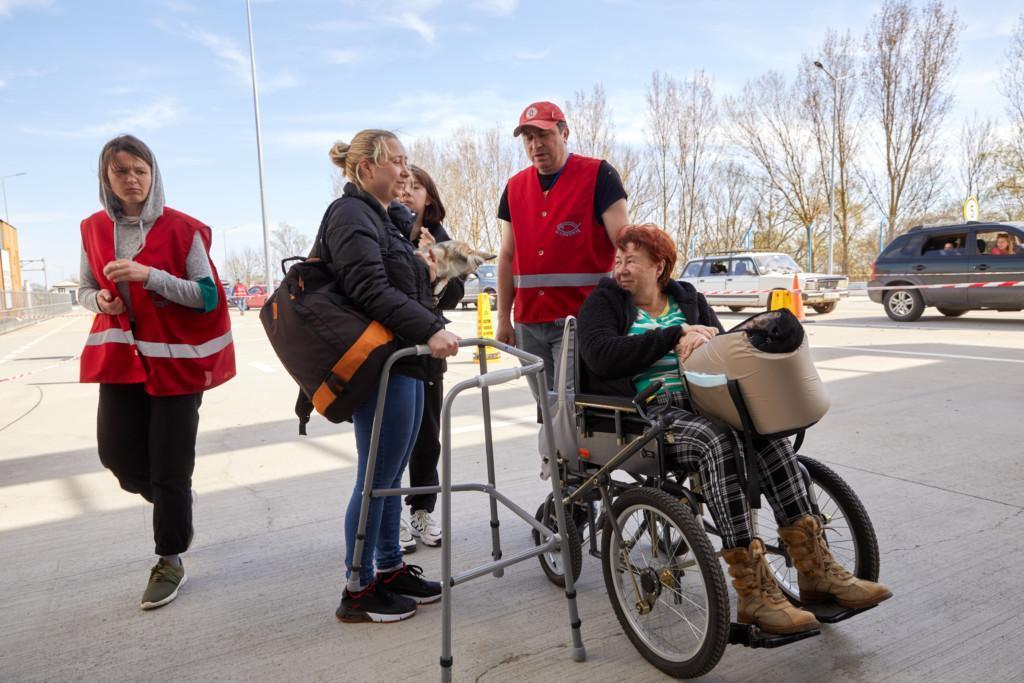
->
<box><xmin>0</xmin><ymin>0</ymin><xmax>1018</xmax><ymax>284</ymax></box>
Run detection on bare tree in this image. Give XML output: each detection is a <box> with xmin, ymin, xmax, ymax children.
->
<box><xmin>996</xmin><ymin>14</ymin><xmax>1024</xmax><ymax>217</ymax></box>
<box><xmin>565</xmin><ymin>83</ymin><xmax>616</xmax><ymax>161</ymax></box>
<box><xmin>225</xmin><ymin>247</ymin><xmax>264</xmax><ymax>284</ymax></box>
<box><xmin>271</xmin><ymin>221</ymin><xmax>312</xmax><ymax>266</ymax></box>
<box><xmin>957</xmin><ymin>113</ymin><xmax>999</xmax><ymax>205</ymax></box>
<box><xmin>646</xmin><ymin>72</ymin><xmax>680</xmax><ymax>234</ymax></box>
<box><xmin>674</xmin><ymin>70</ymin><xmax>718</xmax><ymax>262</ymax></box>
<box><xmin>862</xmin><ymin>0</ymin><xmax>960</xmax><ymax>240</ymax></box>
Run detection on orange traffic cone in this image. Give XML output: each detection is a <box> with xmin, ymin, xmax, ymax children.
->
<box><xmin>790</xmin><ymin>274</ymin><xmax>806</xmax><ymax>321</ymax></box>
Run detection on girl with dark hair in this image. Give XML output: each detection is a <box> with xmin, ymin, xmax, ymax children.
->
<box><xmin>396</xmin><ymin>165</ymin><xmax>465</xmax><ymax>549</ymax></box>
<box><xmin>77</xmin><ymin>134</ymin><xmax>235</xmax><ymax>610</ymax></box>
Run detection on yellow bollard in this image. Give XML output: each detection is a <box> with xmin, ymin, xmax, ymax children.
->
<box><xmin>769</xmin><ymin>289</ymin><xmax>792</xmax><ymax>311</ymax></box>
<box><xmin>474</xmin><ymin>293</ymin><xmax>501</xmax><ymax>363</ymax></box>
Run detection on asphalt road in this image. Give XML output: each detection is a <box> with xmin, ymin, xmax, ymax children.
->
<box><xmin>1</xmin><ymin>297</ymin><xmax>1022</xmax><ymax>682</ymax></box>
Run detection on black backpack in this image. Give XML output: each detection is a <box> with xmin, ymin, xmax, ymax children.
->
<box><xmin>260</xmin><ymin>206</ymin><xmax>397</xmax><ymax>434</ymax></box>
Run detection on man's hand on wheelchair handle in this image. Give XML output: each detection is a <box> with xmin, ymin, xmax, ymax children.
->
<box><xmin>495</xmin><ymin>318</ymin><xmax>516</xmax><ymax>347</ymax></box>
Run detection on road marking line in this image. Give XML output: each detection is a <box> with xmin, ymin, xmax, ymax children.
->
<box><xmin>824</xmin><ymin>345</ymin><xmax>1024</xmax><ymax>364</ymax></box>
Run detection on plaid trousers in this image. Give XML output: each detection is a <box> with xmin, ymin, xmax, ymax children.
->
<box><xmin>652</xmin><ymin>390</ymin><xmax>812</xmax><ymax>549</ymax></box>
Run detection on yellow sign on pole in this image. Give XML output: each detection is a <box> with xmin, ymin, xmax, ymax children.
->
<box><xmin>474</xmin><ymin>293</ymin><xmax>501</xmax><ymax>362</ymax></box>
<box><xmin>963</xmin><ymin>196</ymin><xmax>980</xmax><ymax>222</ymax></box>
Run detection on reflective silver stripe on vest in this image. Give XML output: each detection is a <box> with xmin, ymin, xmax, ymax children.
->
<box><xmin>513</xmin><ymin>272</ymin><xmax>610</xmax><ymax>288</ymax></box>
<box><xmin>135</xmin><ymin>330</ymin><xmax>234</xmax><ymax>359</ymax></box>
<box><xmin>85</xmin><ymin>328</ymin><xmax>136</xmax><ymax>346</ymax></box>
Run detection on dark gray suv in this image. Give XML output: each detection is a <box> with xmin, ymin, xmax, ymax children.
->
<box><xmin>869</xmin><ymin>222</ymin><xmax>1024</xmax><ymax>321</ymax></box>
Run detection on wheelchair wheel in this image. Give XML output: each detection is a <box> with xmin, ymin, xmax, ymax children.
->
<box><xmin>601</xmin><ymin>487</ymin><xmax>729</xmax><ymax>679</ymax></box>
<box><xmin>532</xmin><ymin>494</ymin><xmax>583</xmax><ymax>588</ymax></box>
<box><xmin>758</xmin><ymin>455</ymin><xmax>881</xmax><ymax>602</ymax></box>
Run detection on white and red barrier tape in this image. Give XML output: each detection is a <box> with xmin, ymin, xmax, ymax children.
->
<box><xmin>0</xmin><ymin>354</ymin><xmax>80</xmax><ymax>384</ymax></box>
<box><xmin>698</xmin><ymin>280</ymin><xmax>1022</xmax><ymax>295</ymax></box>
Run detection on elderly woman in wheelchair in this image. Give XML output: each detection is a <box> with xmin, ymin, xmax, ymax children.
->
<box><xmin>575</xmin><ymin>224</ymin><xmax>891</xmax><ymax>638</ymax></box>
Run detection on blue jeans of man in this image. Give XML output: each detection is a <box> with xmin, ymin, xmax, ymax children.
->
<box><xmin>516</xmin><ymin>319</ymin><xmax>575</xmax><ymax>403</ymax></box>
<box><xmin>345</xmin><ymin>373</ymin><xmax>424</xmax><ymax>588</ymax></box>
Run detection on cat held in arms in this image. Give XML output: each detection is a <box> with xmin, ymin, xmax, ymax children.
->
<box><xmin>419</xmin><ymin>240</ymin><xmax>495</xmax><ymax>295</ymax></box>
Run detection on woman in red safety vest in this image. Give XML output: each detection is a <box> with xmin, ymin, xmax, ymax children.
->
<box><xmin>77</xmin><ymin>135</ymin><xmax>235</xmax><ymax>611</ymax></box>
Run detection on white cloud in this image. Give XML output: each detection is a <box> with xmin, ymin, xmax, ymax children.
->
<box><xmin>512</xmin><ymin>49</ymin><xmax>550</xmax><ymax>62</ymax></box>
<box><xmin>21</xmin><ymin>96</ymin><xmax>184</xmax><ymax>138</ymax></box>
<box><xmin>329</xmin><ymin>49</ymin><xmax>360</xmax><ymax>65</ymax></box>
<box><xmin>472</xmin><ymin>0</ymin><xmax>517</xmax><ymax>15</ymax></box>
<box><xmin>390</xmin><ymin>12</ymin><xmax>435</xmax><ymax>43</ymax></box>
<box><xmin>0</xmin><ymin>79</ymin><xmax>6</xmax><ymax>89</ymax></box>
<box><xmin>0</xmin><ymin>0</ymin><xmax>52</xmax><ymax>19</ymax></box>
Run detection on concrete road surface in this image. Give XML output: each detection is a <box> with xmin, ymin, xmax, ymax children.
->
<box><xmin>1</xmin><ymin>298</ymin><xmax>1022</xmax><ymax>682</ymax></box>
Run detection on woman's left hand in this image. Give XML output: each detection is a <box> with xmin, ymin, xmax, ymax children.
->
<box><xmin>417</xmin><ymin>227</ymin><xmax>436</xmax><ymax>249</ymax></box>
<box><xmin>676</xmin><ymin>332</ymin><xmax>710</xmax><ymax>364</ymax></box>
<box><xmin>414</xmin><ymin>248</ymin><xmax>437</xmax><ymax>282</ymax></box>
<box><xmin>103</xmin><ymin>259</ymin><xmax>151</xmax><ymax>284</ymax></box>
<box><xmin>681</xmin><ymin>324</ymin><xmax>718</xmax><ymax>341</ymax></box>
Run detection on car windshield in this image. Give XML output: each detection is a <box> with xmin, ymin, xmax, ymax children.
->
<box><xmin>753</xmin><ymin>254</ymin><xmax>800</xmax><ymax>274</ymax></box>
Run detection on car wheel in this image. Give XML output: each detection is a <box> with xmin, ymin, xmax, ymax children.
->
<box><xmin>883</xmin><ymin>288</ymin><xmax>924</xmax><ymax>322</ymax></box>
<box><xmin>811</xmin><ymin>302</ymin><xmax>836</xmax><ymax>315</ymax></box>
<box><xmin>728</xmin><ymin>306</ymin><xmax>746</xmax><ymax>313</ymax></box>
<box><xmin>485</xmin><ymin>290</ymin><xmax>497</xmax><ymax>311</ymax></box>
<box><xmin>936</xmin><ymin>308</ymin><xmax>967</xmax><ymax>317</ymax></box>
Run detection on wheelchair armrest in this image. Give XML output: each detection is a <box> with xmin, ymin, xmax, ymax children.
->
<box><xmin>574</xmin><ymin>393</ymin><xmax>638</xmax><ymax>413</ymax></box>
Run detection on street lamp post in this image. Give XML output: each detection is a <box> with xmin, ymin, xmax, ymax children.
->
<box><xmin>813</xmin><ymin>61</ymin><xmax>853</xmax><ymax>276</ymax></box>
<box><xmin>245</xmin><ymin>0</ymin><xmax>274</xmax><ymax>291</ymax></box>
<box><xmin>1</xmin><ymin>172</ymin><xmax>27</xmax><ymax>224</ymax></box>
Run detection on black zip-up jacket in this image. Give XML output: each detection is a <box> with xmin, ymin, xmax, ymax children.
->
<box><xmin>315</xmin><ymin>183</ymin><xmax>445</xmax><ymax>380</ymax></box>
<box><xmin>577</xmin><ymin>277</ymin><xmax>724</xmax><ymax>397</ymax></box>
<box><xmin>389</xmin><ymin>201</ymin><xmax>465</xmax><ymax>380</ymax></box>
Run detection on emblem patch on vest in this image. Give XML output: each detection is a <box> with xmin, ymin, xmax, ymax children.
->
<box><xmin>555</xmin><ymin>221</ymin><xmax>581</xmax><ymax>237</ymax></box>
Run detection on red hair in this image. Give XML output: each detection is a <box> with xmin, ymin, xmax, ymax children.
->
<box><xmin>616</xmin><ymin>223</ymin><xmax>677</xmax><ymax>287</ymax></box>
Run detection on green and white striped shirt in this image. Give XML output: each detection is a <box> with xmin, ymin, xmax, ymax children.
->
<box><xmin>629</xmin><ymin>298</ymin><xmax>687</xmax><ymax>395</ymax></box>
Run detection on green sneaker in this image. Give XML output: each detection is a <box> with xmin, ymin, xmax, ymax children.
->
<box><xmin>140</xmin><ymin>559</ymin><xmax>187</xmax><ymax>610</ymax></box>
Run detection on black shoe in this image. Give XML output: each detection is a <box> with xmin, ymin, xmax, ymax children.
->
<box><xmin>376</xmin><ymin>563</ymin><xmax>442</xmax><ymax>604</ymax></box>
<box><xmin>335</xmin><ymin>581</ymin><xmax>417</xmax><ymax>623</ymax></box>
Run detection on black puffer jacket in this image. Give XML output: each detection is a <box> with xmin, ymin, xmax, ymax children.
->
<box><xmin>577</xmin><ymin>278</ymin><xmax>724</xmax><ymax>397</ymax></box>
<box><xmin>315</xmin><ymin>182</ymin><xmax>445</xmax><ymax>380</ymax></box>
<box><xmin>388</xmin><ymin>201</ymin><xmax>465</xmax><ymax>380</ymax></box>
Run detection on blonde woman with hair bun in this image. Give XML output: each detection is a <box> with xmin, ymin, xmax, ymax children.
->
<box><xmin>314</xmin><ymin>129</ymin><xmax>460</xmax><ymax>624</ymax></box>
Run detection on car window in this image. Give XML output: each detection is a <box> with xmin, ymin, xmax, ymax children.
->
<box><xmin>247</xmin><ymin>286</ymin><xmax>263</xmax><ymax>295</ymax></box>
<box><xmin>681</xmin><ymin>260</ymin><xmax>703</xmax><ymax>277</ymax></box>
<box><xmin>701</xmin><ymin>259</ymin><xmax>729</xmax><ymax>277</ymax></box>
<box><xmin>920</xmin><ymin>233</ymin><xmax>968</xmax><ymax>257</ymax></box>
<box><xmin>730</xmin><ymin>258</ymin><xmax>756</xmax><ymax>276</ymax></box>
<box><xmin>881</xmin><ymin>234</ymin><xmax>924</xmax><ymax>258</ymax></box>
<box><xmin>975</xmin><ymin>229</ymin><xmax>1023</xmax><ymax>256</ymax></box>
<box><xmin>752</xmin><ymin>253</ymin><xmax>800</xmax><ymax>274</ymax></box>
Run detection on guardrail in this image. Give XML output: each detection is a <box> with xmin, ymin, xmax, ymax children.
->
<box><xmin>0</xmin><ymin>291</ymin><xmax>73</xmax><ymax>335</ymax></box>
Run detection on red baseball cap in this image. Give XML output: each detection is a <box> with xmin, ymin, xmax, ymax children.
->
<box><xmin>513</xmin><ymin>101</ymin><xmax>566</xmax><ymax>137</ymax></box>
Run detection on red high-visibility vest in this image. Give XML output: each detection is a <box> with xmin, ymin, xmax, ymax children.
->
<box><xmin>79</xmin><ymin>208</ymin><xmax>236</xmax><ymax>395</ymax></box>
<box><xmin>507</xmin><ymin>154</ymin><xmax>614</xmax><ymax>323</ymax></box>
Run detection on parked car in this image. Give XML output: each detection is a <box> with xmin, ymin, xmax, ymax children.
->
<box><xmin>460</xmin><ymin>264</ymin><xmax>498</xmax><ymax>310</ymax></box>
<box><xmin>869</xmin><ymin>221</ymin><xmax>1024</xmax><ymax>321</ymax></box>
<box><xmin>679</xmin><ymin>251</ymin><xmax>848</xmax><ymax>314</ymax></box>
<box><xmin>246</xmin><ymin>285</ymin><xmax>269</xmax><ymax>309</ymax></box>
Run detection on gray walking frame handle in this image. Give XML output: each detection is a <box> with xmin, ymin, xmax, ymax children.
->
<box><xmin>402</xmin><ymin>337</ymin><xmax>545</xmax><ymax>387</ymax></box>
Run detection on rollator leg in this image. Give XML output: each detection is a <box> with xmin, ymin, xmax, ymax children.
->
<box><xmin>351</xmin><ymin>377</ymin><xmax>392</xmax><ymax>589</ymax></box>
<box><xmin>537</xmin><ymin>374</ymin><xmax>586</xmax><ymax>663</ymax></box>
<box><xmin>440</xmin><ymin>391</ymin><xmax>456</xmax><ymax>682</ymax></box>
<box><xmin>478</xmin><ymin>348</ymin><xmax>504</xmax><ymax>578</ymax></box>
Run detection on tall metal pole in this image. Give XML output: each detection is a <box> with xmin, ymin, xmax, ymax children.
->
<box><xmin>245</xmin><ymin>0</ymin><xmax>274</xmax><ymax>289</ymax></box>
<box><xmin>1</xmin><ymin>172</ymin><xmax>28</xmax><ymax>224</ymax></box>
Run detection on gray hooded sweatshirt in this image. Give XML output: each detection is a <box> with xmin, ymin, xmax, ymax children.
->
<box><xmin>78</xmin><ymin>143</ymin><xmax>215</xmax><ymax>317</ymax></box>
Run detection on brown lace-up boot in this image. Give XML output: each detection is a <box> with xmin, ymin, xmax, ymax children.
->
<box><xmin>778</xmin><ymin>515</ymin><xmax>893</xmax><ymax>609</ymax></box>
<box><xmin>720</xmin><ymin>538</ymin><xmax>820</xmax><ymax>635</ymax></box>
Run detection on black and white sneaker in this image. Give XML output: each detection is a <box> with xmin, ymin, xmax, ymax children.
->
<box><xmin>376</xmin><ymin>563</ymin><xmax>442</xmax><ymax>604</ymax></box>
<box><xmin>335</xmin><ymin>582</ymin><xmax>417</xmax><ymax>623</ymax></box>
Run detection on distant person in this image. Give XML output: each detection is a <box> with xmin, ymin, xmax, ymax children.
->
<box><xmin>324</xmin><ymin>130</ymin><xmax>459</xmax><ymax>623</ymax></box>
<box><xmin>990</xmin><ymin>233</ymin><xmax>1019</xmax><ymax>255</ymax></box>
<box><xmin>494</xmin><ymin>100</ymin><xmax>629</xmax><ymax>395</ymax></box>
<box><xmin>396</xmin><ymin>165</ymin><xmax>464</xmax><ymax>551</ymax></box>
<box><xmin>232</xmin><ymin>280</ymin><xmax>248</xmax><ymax>314</ymax></box>
<box><xmin>940</xmin><ymin>242</ymin><xmax>955</xmax><ymax>254</ymax></box>
<box><xmin>77</xmin><ymin>134</ymin><xmax>236</xmax><ymax>610</ymax></box>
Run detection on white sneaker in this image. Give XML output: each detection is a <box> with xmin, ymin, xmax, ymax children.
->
<box><xmin>410</xmin><ymin>509</ymin><xmax>442</xmax><ymax>547</ymax></box>
<box><xmin>399</xmin><ymin>516</ymin><xmax>417</xmax><ymax>553</ymax></box>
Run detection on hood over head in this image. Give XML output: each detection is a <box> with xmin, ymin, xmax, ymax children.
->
<box><xmin>98</xmin><ymin>134</ymin><xmax>165</xmax><ymax>225</ymax></box>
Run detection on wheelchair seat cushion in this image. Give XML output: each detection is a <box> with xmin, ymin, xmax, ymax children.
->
<box><xmin>679</xmin><ymin>309</ymin><xmax>829</xmax><ymax>437</ymax></box>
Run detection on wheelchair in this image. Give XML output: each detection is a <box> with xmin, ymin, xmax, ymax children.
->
<box><xmin>532</xmin><ymin>318</ymin><xmax>883</xmax><ymax>679</ymax></box>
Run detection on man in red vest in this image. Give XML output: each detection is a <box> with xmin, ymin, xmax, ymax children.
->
<box><xmin>495</xmin><ymin>100</ymin><xmax>629</xmax><ymax>394</ymax></box>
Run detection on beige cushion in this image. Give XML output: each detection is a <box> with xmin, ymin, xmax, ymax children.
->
<box><xmin>680</xmin><ymin>332</ymin><xmax>829</xmax><ymax>436</ymax></box>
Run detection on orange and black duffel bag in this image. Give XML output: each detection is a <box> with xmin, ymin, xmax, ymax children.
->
<box><xmin>260</xmin><ymin>254</ymin><xmax>396</xmax><ymax>434</ymax></box>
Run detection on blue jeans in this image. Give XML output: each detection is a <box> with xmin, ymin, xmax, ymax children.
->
<box><xmin>516</xmin><ymin>319</ymin><xmax>575</xmax><ymax>401</ymax></box>
<box><xmin>345</xmin><ymin>373</ymin><xmax>424</xmax><ymax>586</ymax></box>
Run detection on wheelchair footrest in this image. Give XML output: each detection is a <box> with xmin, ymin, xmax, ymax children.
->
<box><xmin>803</xmin><ymin>602</ymin><xmax>876</xmax><ymax>624</ymax></box>
<box><xmin>728</xmin><ymin>623</ymin><xmax>820</xmax><ymax>648</ymax></box>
